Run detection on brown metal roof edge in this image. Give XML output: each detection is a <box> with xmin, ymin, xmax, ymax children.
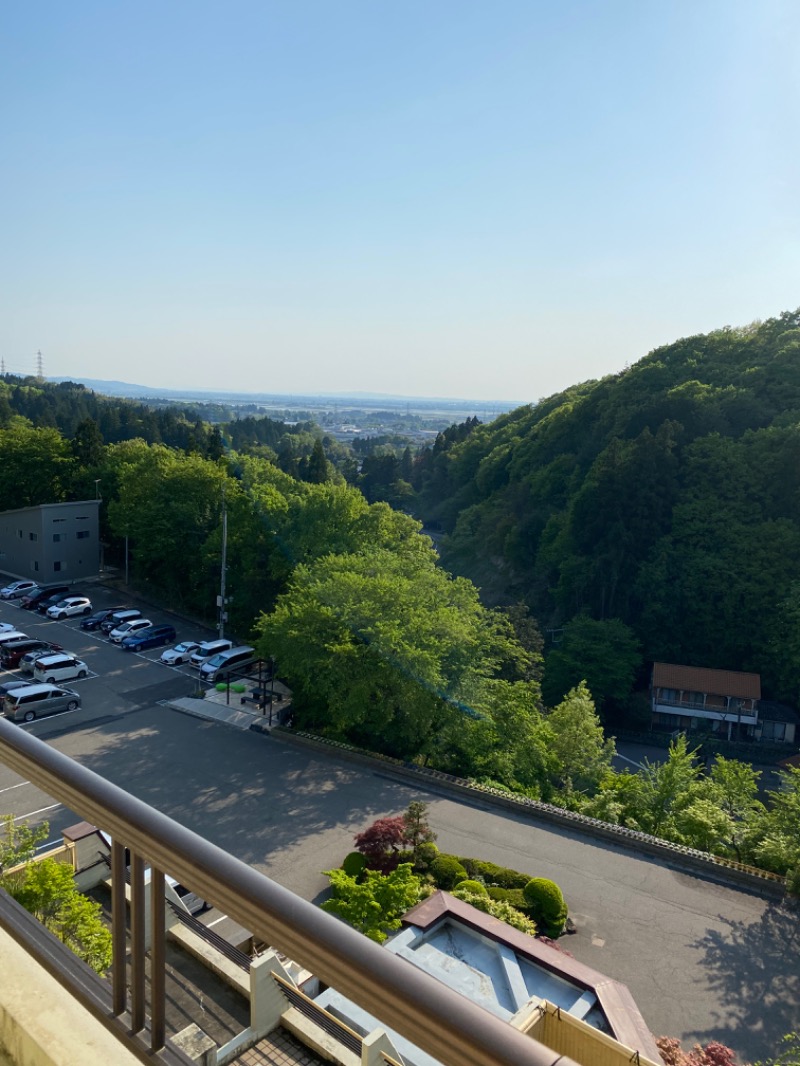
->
<box><xmin>592</xmin><ymin>979</ymin><xmax>662</xmax><ymax>1063</ymax></box>
<box><xmin>652</xmin><ymin>662</ymin><xmax>761</xmax><ymax>699</ymax></box>
<box><xmin>401</xmin><ymin>892</ymin><xmax>657</xmax><ymax>1056</ymax></box>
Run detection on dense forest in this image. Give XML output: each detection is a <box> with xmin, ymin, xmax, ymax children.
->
<box><xmin>406</xmin><ymin>310</ymin><xmax>800</xmax><ymax>711</ymax></box>
<box><xmin>0</xmin><ymin>316</ymin><xmax>799</xmax><ymax>884</ymax></box>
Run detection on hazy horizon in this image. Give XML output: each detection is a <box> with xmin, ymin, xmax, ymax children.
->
<box><xmin>3</xmin><ymin>2</ymin><xmax>798</xmax><ymax>401</ymax></box>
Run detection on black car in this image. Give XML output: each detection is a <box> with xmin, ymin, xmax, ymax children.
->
<box><xmin>19</xmin><ymin>584</ymin><xmax>70</xmax><ymax>610</ymax></box>
<box><xmin>81</xmin><ymin>607</ymin><xmax>126</xmax><ymax>632</ymax></box>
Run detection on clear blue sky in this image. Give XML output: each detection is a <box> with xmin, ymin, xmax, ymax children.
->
<box><xmin>1</xmin><ymin>1</ymin><xmax>798</xmax><ymax>402</ymax></box>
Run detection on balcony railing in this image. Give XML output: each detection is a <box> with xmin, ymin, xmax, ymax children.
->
<box><xmin>0</xmin><ymin>718</ymin><xmax>574</xmax><ymax>1066</ymax></box>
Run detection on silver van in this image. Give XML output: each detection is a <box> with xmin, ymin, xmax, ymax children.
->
<box><xmin>189</xmin><ymin>639</ymin><xmax>233</xmax><ymax>669</ymax></box>
<box><xmin>4</xmin><ymin>684</ymin><xmax>81</xmax><ymax>723</ymax></box>
<box><xmin>198</xmin><ymin>646</ymin><xmax>255</xmax><ymax>684</ymax></box>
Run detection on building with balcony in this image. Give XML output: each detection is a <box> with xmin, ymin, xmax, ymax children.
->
<box><xmin>650</xmin><ymin>662</ymin><xmax>761</xmax><ymax>741</ymax></box>
<box><xmin>651</xmin><ymin>663</ymin><xmax>800</xmax><ymax>746</ymax></box>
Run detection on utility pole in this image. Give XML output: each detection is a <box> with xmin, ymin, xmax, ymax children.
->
<box><xmin>218</xmin><ymin>486</ymin><xmax>228</xmax><ymax>639</ymax></box>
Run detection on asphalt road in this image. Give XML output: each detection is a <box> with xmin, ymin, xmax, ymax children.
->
<box><xmin>0</xmin><ymin>705</ymin><xmax>797</xmax><ymax>1063</ymax></box>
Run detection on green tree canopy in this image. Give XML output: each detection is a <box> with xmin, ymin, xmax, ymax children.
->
<box><xmin>544</xmin><ymin>681</ymin><xmax>615</xmax><ymax>799</ymax></box>
<box><xmin>541</xmin><ymin>615</ymin><xmax>641</xmax><ymax>717</ymax></box>
<box><xmin>256</xmin><ymin>548</ymin><xmax>531</xmax><ymax>760</ymax></box>
<box><xmin>322</xmin><ymin>863</ymin><xmax>422</xmax><ymax>943</ymax></box>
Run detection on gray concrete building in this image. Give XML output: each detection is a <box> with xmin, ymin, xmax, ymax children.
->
<box><xmin>0</xmin><ymin>500</ymin><xmax>100</xmax><ymax>582</ymax></box>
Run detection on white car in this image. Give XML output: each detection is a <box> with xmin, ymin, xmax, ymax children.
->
<box><xmin>160</xmin><ymin>641</ymin><xmax>201</xmax><ymax>666</ymax></box>
<box><xmin>33</xmin><ymin>654</ymin><xmax>89</xmax><ymax>684</ymax></box>
<box><xmin>0</xmin><ymin>631</ymin><xmax>29</xmax><ymax>647</ymax></box>
<box><xmin>109</xmin><ymin>618</ymin><xmax>152</xmax><ymax>644</ymax></box>
<box><xmin>0</xmin><ymin>581</ymin><xmax>38</xmax><ymax>600</ymax></box>
<box><xmin>46</xmin><ymin>597</ymin><xmax>93</xmax><ymax>619</ymax></box>
<box><xmin>0</xmin><ymin>622</ymin><xmax>19</xmax><ymax>634</ymax></box>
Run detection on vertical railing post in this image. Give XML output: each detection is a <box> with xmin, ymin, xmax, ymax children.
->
<box><xmin>111</xmin><ymin>840</ymin><xmax>127</xmax><ymax>1017</ymax></box>
<box><xmin>150</xmin><ymin>867</ymin><xmax>166</xmax><ymax>1050</ymax></box>
<box><xmin>130</xmin><ymin>852</ymin><xmax>146</xmax><ymax>1033</ymax></box>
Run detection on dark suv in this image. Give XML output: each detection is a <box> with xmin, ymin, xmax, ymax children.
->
<box><xmin>81</xmin><ymin>607</ymin><xmax>125</xmax><ymax>632</ymax></box>
<box><xmin>20</xmin><ymin>585</ymin><xmax>69</xmax><ymax>611</ymax></box>
<box><xmin>0</xmin><ymin>639</ymin><xmax>64</xmax><ymax>670</ymax></box>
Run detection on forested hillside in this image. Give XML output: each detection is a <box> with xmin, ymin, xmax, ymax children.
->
<box><xmin>412</xmin><ymin>310</ymin><xmax>800</xmax><ymax>706</ymax></box>
<box><xmin>0</xmin><ymin>366</ymin><xmax>798</xmax><ymax>881</ymax></box>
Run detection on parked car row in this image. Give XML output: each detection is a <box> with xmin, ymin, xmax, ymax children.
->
<box><xmin>158</xmin><ymin>638</ymin><xmax>256</xmax><ymax>681</ymax></box>
<box><xmin>1</xmin><ymin>586</ymin><xmax>260</xmax><ymax>726</ymax></box>
<box><xmin>0</xmin><ymin>582</ymin><xmax>93</xmax><ymax>618</ymax></box>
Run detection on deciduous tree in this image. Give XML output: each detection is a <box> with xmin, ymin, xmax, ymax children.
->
<box><xmin>322</xmin><ymin>864</ymin><xmax>421</xmax><ymax>943</ymax></box>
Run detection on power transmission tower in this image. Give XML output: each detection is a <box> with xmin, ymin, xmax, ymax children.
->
<box><xmin>36</xmin><ymin>349</ymin><xmax>44</xmax><ymax>380</ymax></box>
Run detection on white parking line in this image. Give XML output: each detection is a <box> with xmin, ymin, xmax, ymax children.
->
<box><xmin>14</xmin><ymin>803</ymin><xmax>61</xmax><ymax>821</ymax></box>
<box><xmin>36</xmin><ymin>839</ymin><xmax>61</xmax><ymax>852</ymax></box>
<box><xmin>0</xmin><ymin>781</ymin><xmax>29</xmax><ymax>795</ymax></box>
<box><xmin>616</xmin><ymin>753</ymin><xmax>646</xmax><ymax>769</ymax></box>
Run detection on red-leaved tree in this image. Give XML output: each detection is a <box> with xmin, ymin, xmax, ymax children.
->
<box><xmin>354</xmin><ymin>816</ymin><xmax>408</xmax><ymax>872</ymax></box>
<box><xmin>657</xmin><ymin>1037</ymin><xmax>738</xmax><ymax>1066</ymax></box>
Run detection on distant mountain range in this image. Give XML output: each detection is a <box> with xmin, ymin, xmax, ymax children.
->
<box><xmin>48</xmin><ymin>377</ymin><xmax>522</xmax><ymax>412</ymax></box>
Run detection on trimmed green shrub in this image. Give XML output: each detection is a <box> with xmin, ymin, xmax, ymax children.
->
<box><xmin>523</xmin><ymin>878</ymin><xmax>568</xmax><ymax>936</ymax></box>
<box><xmin>486</xmin><ymin>886</ymin><xmax>527</xmax><ymax>910</ymax></box>
<box><xmin>458</xmin><ymin>858</ymin><xmax>530</xmax><ymax>889</ymax></box>
<box><xmin>453</xmin><ymin>891</ymin><xmax>538</xmax><ymax>935</ymax></box>
<box><xmin>455</xmin><ymin>879</ymin><xmax>488</xmax><ymax>896</ymax></box>
<box><xmin>342</xmin><ymin>851</ymin><xmax>367</xmax><ymax>879</ymax></box>
<box><xmin>429</xmin><ymin>854</ymin><xmax>468</xmax><ymax>890</ymax></box>
<box><xmin>414</xmin><ymin>841</ymin><xmax>439</xmax><ymax>871</ymax></box>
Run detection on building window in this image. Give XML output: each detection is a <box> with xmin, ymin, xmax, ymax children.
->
<box><xmin>75</xmin><ymin>516</ymin><xmax>89</xmax><ymax>521</ymax></box>
<box><xmin>53</xmin><ymin>561</ymin><xmax>63</xmax><ymax>572</ymax></box>
<box><xmin>32</xmin><ymin>562</ymin><xmax>39</xmax><ymax>572</ymax></box>
<box><xmin>761</xmin><ymin>721</ymin><xmax>786</xmax><ymax>742</ymax></box>
<box><xmin>53</xmin><ymin>533</ymin><xmax>62</xmax><ymax>542</ymax></box>
<box><xmin>29</xmin><ymin>532</ymin><xmax>38</xmax><ymax>541</ymax></box>
<box><xmin>76</xmin><ymin>530</ymin><xmax>90</xmax><ymax>540</ymax></box>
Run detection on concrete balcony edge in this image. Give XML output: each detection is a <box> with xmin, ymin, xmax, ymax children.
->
<box><xmin>0</xmin><ymin>925</ymin><xmax>141</xmax><ymax>1066</ymax></box>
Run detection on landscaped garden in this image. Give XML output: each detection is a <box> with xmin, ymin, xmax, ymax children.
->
<box><xmin>321</xmin><ymin>801</ymin><xmax>569</xmax><ymax>944</ymax></box>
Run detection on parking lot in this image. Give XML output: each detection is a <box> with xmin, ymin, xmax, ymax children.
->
<box><xmin>0</xmin><ymin>579</ymin><xmax>224</xmax><ymax>736</ymax></box>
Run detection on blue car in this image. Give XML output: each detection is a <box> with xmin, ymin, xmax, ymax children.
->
<box><xmin>121</xmin><ymin>624</ymin><xmax>177</xmax><ymax>652</ymax></box>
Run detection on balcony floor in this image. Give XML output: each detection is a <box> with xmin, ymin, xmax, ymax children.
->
<box><xmin>231</xmin><ymin>1028</ymin><xmax>329</xmax><ymax>1065</ymax></box>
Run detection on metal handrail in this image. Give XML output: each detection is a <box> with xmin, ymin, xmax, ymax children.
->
<box><xmin>0</xmin><ymin>718</ymin><xmax>573</xmax><ymax>1066</ymax></box>
<box><xmin>273</xmin><ymin>972</ymin><xmax>363</xmax><ymax>1056</ymax></box>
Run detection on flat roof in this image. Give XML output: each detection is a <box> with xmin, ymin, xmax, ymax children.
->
<box><xmin>398</xmin><ymin>892</ymin><xmax>659</xmax><ymax>1061</ymax></box>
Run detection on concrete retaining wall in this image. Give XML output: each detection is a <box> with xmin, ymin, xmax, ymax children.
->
<box><xmin>268</xmin><ymin>728</ymin><xmax>787</xmax><ymax>901</ymax></box>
